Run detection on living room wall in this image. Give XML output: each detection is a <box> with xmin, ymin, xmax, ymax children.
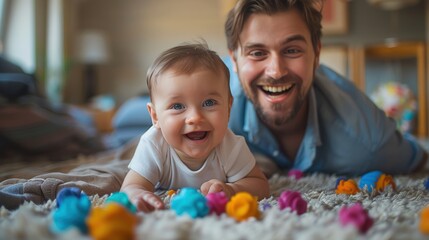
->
<box><xmin>63</xmin><ymin>0</ymin><xmax>427</xmax><ymax>106</ymax></box>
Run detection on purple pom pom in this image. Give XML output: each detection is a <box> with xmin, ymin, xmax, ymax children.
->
<box><xmin>339</xmin><ymin>203</ymin><xmax>373</xmax><ymax>233</ymax></box>
<box><xmin>278</xmin><ymin>190</ymin><xmax>307</xmax><ymax>215</ymax></box>
<box><xmin>206</xmin><ymin>192</ymin><xmax>228</xmax><ymax>215</ymax></box>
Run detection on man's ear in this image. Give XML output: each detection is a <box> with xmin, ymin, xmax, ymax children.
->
<box><xmin>228</xmin><ymin>50</ymin><xmax>238</xmax><ymax>73</ymax></box>
<box><xmin>147</xmin><ymin>102</ymin><xmax>159</xmax><ymax>128</ymax></box>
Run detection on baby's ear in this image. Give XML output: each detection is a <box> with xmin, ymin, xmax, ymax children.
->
<box><xmin>147</xmin><ymin>102</ymin><xmax>159</xmax><ymax>128</ymax></box>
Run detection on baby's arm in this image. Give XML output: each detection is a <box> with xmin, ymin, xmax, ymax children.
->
<box><xmin>121</xmin><ymin>169</ymin><xmax>165</xmax><ymax>212</ymax></box>
<box><xmin>200</xmin><ymin>165</ymin><xmax>270</xmax><ymax>199</ymax></box>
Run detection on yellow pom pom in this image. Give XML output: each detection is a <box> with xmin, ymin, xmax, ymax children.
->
<box><xmin>335</xmin><ymin>179</ymin><xmax>360</xmax><ymax>195</ymax></box>
<box><xmin>87</xmin><ymin>203</ymin><xmax>138</xmax><ymax>240</ymax></box>
<box><xmin>376</xmin><ymin>174</ymin><xmax>396</xmax><ymax>192</ymax></box>
<box><xmin>420</xmin><ymin>206</ymin><xmax>429</xmax><ymax>234</ymax></box>
<box><xmin>226</xmin><ymin>192</ymin><xmax>259</xmax><ymax>222</ymax></box>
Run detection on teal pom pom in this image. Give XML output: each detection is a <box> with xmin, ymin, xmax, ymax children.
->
<box><xmin>359</xmin><ymin>171</ymin><xmax>383</xmax><ymax>192</ymax></box>
<box><xmin>171</xmin><ymin>188</ymin><xmax>209</xmax><ymax>218</ymax></box>
<box><xmin>51</xmin><ymin>194</ymin><xmax>91</xmax><ymax>233</ymax></box>
<box><xmin>105</xmin><ymin>192</ymin><xmax>137</xmax><ymax>213</ymax></box>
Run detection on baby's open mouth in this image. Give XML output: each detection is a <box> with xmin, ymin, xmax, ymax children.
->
<box><xmin>185</xmin><ymin>131</ymin><xmax>208</xmax><ymax>140</ymax></box>
<box><xmin>260</xmin><ymin>83</ymin><xmax>295</xmax><ymax>96</ymax></box>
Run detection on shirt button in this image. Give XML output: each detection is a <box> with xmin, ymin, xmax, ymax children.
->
<box><xmin>273</xmin><ymin>150</ymin><xmax>279</xmax><ymax>156</ymax></box>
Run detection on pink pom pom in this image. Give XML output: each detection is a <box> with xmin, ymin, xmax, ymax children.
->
<box><xmin>278</xmin><ymin>190</ymin><xmax>307</xmax><ymax>215</ymax></box>
<box><xmin>287</xmin><ymin>169</ymin><xmax>304</xmax><ymax>180</ymax></box>
<box><xmin>206</xmin><ymin>192</ymin><xmax>229</xmax><ymax>215</ymax></box>
<box><xmin>339</xmin><ymin>203</ymin><xmax>373</xmax><ymax>233</ymax></box>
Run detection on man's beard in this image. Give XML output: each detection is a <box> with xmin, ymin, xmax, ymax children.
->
<box><xmin>253</xmin><ymin>93</ymin><xmax>305</xmax><ymax>128</ymax></box>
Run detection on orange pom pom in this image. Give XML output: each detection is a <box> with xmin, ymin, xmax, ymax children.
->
<box><xmin>87</xmin><ymin>203</ymin><xmax>138</xmax><ymax>240</ymax></box>
<box><xmin>335</xmin><ymin>179</ymin><xmax>360</xmax><ymax>195</ymax></box>
<box><xmin>226</xmin><ymin>192</ymin><xmax>259</xmax><ymax>222</ymax></box>
<box><xmin>420</xmin><ymin>206</ymin><xmax>429</xmax><ymax>234</ymax></box>
<box><xmin>376</xmin><ymin>174</ymin><xmax>396</xmax><ymax>192</ymax></box>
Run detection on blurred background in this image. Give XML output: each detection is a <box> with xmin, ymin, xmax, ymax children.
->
<box><xmin>0</xmin><ymin>0</ymin><xmax>428</xmax><ymax>136</ymax></box>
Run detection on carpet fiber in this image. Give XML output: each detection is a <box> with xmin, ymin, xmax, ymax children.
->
<box><xmin>1</xmin><ymin>170</ymin><xmax>428</xmax><ymax>240</ymax></box>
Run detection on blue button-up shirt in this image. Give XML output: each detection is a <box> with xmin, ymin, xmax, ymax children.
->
<box><xmin>226</xmin><ymin>59</ymin><xmax>424</xmax><ymax>176</ymax></box>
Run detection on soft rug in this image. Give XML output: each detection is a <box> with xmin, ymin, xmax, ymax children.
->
<box><xmin>0</xmin><ymin>170</ymin><xmax>428</xmax><ymax>240</ymax></box>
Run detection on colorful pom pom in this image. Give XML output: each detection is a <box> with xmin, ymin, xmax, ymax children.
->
<box><xmin>335</xmin><ymin>176</ymin><xmax>348</xmax><ymax>188</ymax></box>
<box><xmin>278</xmin><ymin>190</ymin><xmax>307</xmax><ymax>215</ymax></box>
<box><xmin>167</xmin><ymin>189</ymin><xmax>176</xmax><ymax>197</ymax></box>
<box><xmin>206</xmin><ymin>191</ymin><xmax>229</xmax><ymax>215</ymax></box>
<box><xmin>87</xmin><ymin>203</ymin><xmax>138</xmax><ymax>240</ymax></box>
<box><xmin>335</xmin><ymin>179</ymin><xmax>360</xmax><ymax>195</ymax></box>
<box><xmin>105</xmin><ymin>192</ymin><xmax>137</xmax><ymax>214</ymax></box>
<box><xmin>338</xmin><ymin>203</ymin><xmax>373</xmax><ymax>233</ymax></box>
<box><xmin>359</xmin><ymin>171</ymin><xmax>395</xmax><ymax>193</ymax></box>
<box><xmin>51</xmin><ymin>193</ymin><xmax>91</xmax><ymax>233</ymax></box>
<box><xmin>170</xmin><ymin>188</ymin><xmax>209</xmax><ymax>219</ymax></box>
<box><xmin>420</xmin><ymin>205</ymin><xmax>429</xmax><ymax>234</ymax></box>
<box><xmin>359</xmin><ymin>171</ymin><xmax>383</xmax><ymax>192</ymax></box>
<box><xmin>424</xmin><ymin>178</ymin><xmax>429</xmax><ymax>190</ymax></box>
<box><xmin>375</xmin><ymin>173</ymin><xmax>396</xmax><ymax>192</ymax></box>
<box><xmin>56</xmin><ymin>187</ymin><xmax>86</xmax><ymax>208</ymax></box>
<box><xmin>287</xmin><ymin>169</ymin><xmax>304</xmax><ymax>180</ymax></box>
<box><xmin>226</xmin><ymin>192</ymin><xmax>260</xmax><ymax>221</ymax></box>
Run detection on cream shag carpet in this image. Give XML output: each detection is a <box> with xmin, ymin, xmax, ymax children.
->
<box><xmin>0</xmin><ymin>171</ymin><xmax>428</xmax><ymax>240</ymax></box>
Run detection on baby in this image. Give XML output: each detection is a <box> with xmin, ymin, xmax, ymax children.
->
<box><xmin>120</xmin><ymin>42</ymin><xmax>269</xmax><ymax>212</ymax></box>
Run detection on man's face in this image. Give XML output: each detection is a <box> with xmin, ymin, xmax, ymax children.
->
<box><xmin>230</xmin><ymin>9</ymin><xmax>320</xmax><ymax>130</ymax></box>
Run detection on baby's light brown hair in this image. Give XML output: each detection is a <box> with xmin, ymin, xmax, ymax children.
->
<box><xmin>146</xmin><ymin>42</ymin><xmax>231</xmax><ymax>102</ymax></box>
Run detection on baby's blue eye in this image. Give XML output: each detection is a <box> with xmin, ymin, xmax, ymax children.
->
<box><xmin>171</xmin><ymin>103</ymin><xmax>184</xmax><ymax>110</ymax></box>
<box><xmin>203</xmin><ymin>99</ymin><xmax>216</xmax><ymax>107</ymax></box>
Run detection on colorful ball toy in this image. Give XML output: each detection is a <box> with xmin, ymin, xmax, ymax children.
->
<box><xmin>170</xmin><ymin>188</ymin><xmax>209</xmax><ymax>219</ymax></box>
<box><xmin>335</xmin><ymin>179</ymin><xmax>360</xmax><ymax>195</ymax></box>
<box><xmin>278</xmin><ymin>190</ymin><xmax>307</xmax><ymax>215</ymax></box>
<box><xmin>424</xmin><ymin>178</ymin><xmax>429</xmax><ymax>190</ymax></box>
<box><xmin>226</xmin><ymin>192</ymin><xmax>260</xmax><ymax>221</ymax></box>
<box><xmin>420</xmin><ymin>205</ymin><xmax>429</xmax><ymax>234</ymax></box>
<box><xmin>287</xmin><ymin>169</ymin><xmax>304</xmax><ymax>180</ymax></box>
<box><xmin>87</xmin><ymin>202</ymin><xmax>138</xmax><ymax>240</ymax></box>
<box><xmin>105</xmin><ymin>192</ymin><xmax>137</xmax><ymax>214</ymax></box>
<box><xmin>56</xmin><ymin>187</ymin><xmax>86</xmax><ymax>208</ymax></box>
<box><xmin>358</xmin><ymin>171</ymin><xmax>396</xmax><ymax>193</ymax></box>
<box><xmin>51</xmin><ymin>188</ymin><xmax>91</xmax><ymax>233</ymax></box>
<box><xmin>206</xmin><ymin>191</ymin><xmax>229</xmax><ymax>215</ymax></box>
<box><xmin>339</xmin><ymin>203</ymin><xmax>373</xmax><ymax>234</ymax></box>
<box><xmin>370</xmin><ymin>82</ymin><xmax>417</xmax><ymax>134</ymax></box>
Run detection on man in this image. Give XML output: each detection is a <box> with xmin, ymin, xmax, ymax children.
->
<box><xmin>224</xmin><ymin>0</ymin><xmax>427</xmax><ymax>176</ymax></box>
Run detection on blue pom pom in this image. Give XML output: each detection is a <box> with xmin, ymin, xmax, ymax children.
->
<box><xmin>424</xmin><ymin>178</ymin><xmax>429</xmax><ymax>190</ymax></box>
<box><xmin>56</xmin><ymin>187</ymin><xmax>86</xmax><ymax>208</ymax></box>
<box><xmin>51</xmin><ymin>194</ymin><xmax>91</xmax><ymax>233</ymax></box>
<box><xmin>359</xmin><ymin>171</ymin><xmax>383</xmax><ymax>192</ymax></box>
<box><xmin>105</xmin><ymin>192</ymin><xmax>137</xmax><ymax>213</ymax></box>
<box><xmin>171</xmin><ymin>188</ymin><xmax>209</xmax><ymax>218</ymax></box>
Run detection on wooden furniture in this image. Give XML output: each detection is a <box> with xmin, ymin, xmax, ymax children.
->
<box><xmin>349</xmin><ymin>41</ymin><xmax>427</xmax><ymax>137</ymax></box>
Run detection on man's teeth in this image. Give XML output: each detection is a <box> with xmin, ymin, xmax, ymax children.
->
<box><xmin>261</xmin><ymin>84</ymin><xmax>293</xmax><ymax>93</ymax></box>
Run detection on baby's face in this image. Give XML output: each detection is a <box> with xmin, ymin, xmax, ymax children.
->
<box><xmin>148</xmin><ymin>68</ymin><xmax>232</xmax><ymax>170</ymax></box>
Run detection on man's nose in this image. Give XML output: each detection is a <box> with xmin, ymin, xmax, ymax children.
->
<box><xmin>265</xmin><ymin>55</ymin><xmax>288</xmax><ymax>80</ymax></box>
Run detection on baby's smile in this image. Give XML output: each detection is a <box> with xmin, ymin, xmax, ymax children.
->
<box><xmin>185</xmin><ymin>131</ymin><xmax>208</xmax><ymax>141</ymax></box>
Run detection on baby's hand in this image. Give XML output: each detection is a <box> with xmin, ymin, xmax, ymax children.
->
<box><xmin>132</xmin><ymin>190</ymin><xmax>165</xmax><ymax>213</ymax></box>
<box><xmin>200</xmin><ymin>179</ymin><xmax>234</xmax><ymax>198</ymax></box>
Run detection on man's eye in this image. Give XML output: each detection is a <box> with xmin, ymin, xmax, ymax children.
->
<box><xmin>249</xmin><ymin>50</ymin><xmax>265</xmax><ymax>57</ymax></box>
<box><xmin>171</xmin><ymin>103</ymin><xmax>184</xmax><ymax>110</ymax></box>
<box><xmin>203</xmin><ymin>99</ymin><xmax>216</xmax><ymax>107</ymax></box>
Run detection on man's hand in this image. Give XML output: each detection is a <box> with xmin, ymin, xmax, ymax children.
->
<box><xmin>200</xmin><ymin>179</ymin><xmax>235</xmax><ymax>198</ymax></box>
